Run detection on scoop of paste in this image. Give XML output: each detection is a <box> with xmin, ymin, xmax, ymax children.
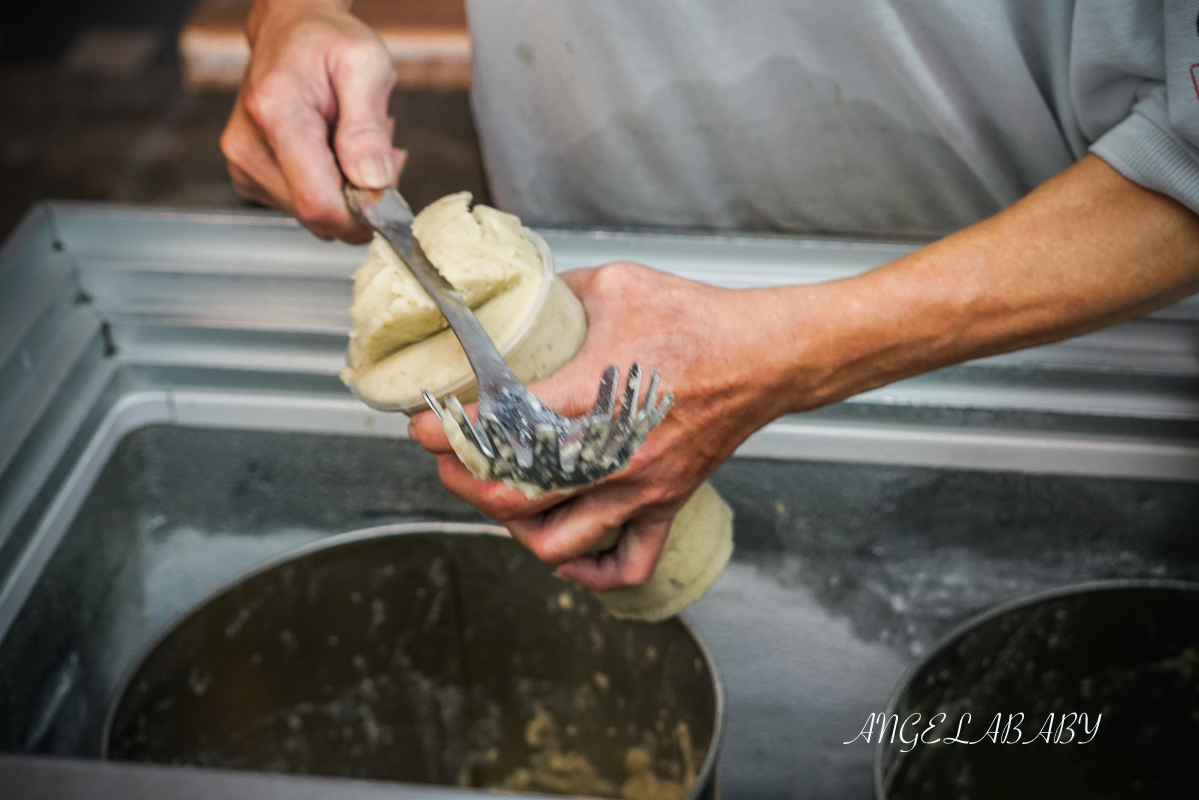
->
<box><xmin>347</xmin><ymin>191</ymin><xmax>541</xmax><ymax>367</ymax></box>
<box><xmin>340</xmin><ymin>192</ymin><xmax>571</xmax><ymax>412</ymax></box>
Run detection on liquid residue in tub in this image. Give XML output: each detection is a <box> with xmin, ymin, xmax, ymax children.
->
<box><xmin>112</xmin><ymin>534</ymin><xmax>705</xmax><ymax>796</ymax></box>
<box><xmin>495</xmin><ymin>707</ymin><xmax>696</xmax><ymax>799</ymax></box>
<box><xmin>172</xmin><ymin>668</ymin><xmax>473</xmax><ymax>781</ymax></box>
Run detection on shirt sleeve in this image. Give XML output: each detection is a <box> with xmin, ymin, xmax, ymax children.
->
<box><xmin>1090</xmin><ymin>85</ymin><xmax>1199</xmax><ymax>213</ymax></box>
<box><xmin>1080</xmin><ymin>1</ymin><xmax>1199</xmax><ymax>214</ymax></box>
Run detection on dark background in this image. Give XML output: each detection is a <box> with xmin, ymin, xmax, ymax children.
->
<box><xmin>0</xmin><ymin>0</ymin><xmax>489</xmax><ymax>240</ymax></box>
<box><xmin>0</xmin><ymin>0</ymin><xmax>197</xmax><ymax>64</ymax></box>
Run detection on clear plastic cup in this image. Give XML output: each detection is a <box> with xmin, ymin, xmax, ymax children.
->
<box><xmin>343</xmin><ymin>230</ymin><xmax>587</xmax><ymax>415</ymax></box>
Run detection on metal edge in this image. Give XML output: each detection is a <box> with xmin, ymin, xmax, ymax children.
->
<box><xmin>32</xmin><ymin>200</ymin><xmax>1199</xmax><ymax>318</ymax></box>
<box><xmin>0</xmin><ymin>203</ymin><xmax>56</xmax><ymax>268</ymax></box>
<box><xmin>870</xmin><ymin>577</ymin><xmax>1199</xmax><ymax>799</ymax></box>
<box><xmin>1</xmin><ymin>753</ymin><xmax>571</xmax><ymax>800</ymax></box>
<box><xmin>134</xmin><ymin>388</ymin><xmax>1199</xmax><ymax>484</ymax></box>
<box><xmin>169</xmin><ymin>390</ymin><xmax>413</xmax><ymax>438</ymax></box>
<box><xmin>739</xmin><ymin>418</ymin><xmax>1199</xmax><ymax>483</ymax></box>
<box><xmin>0</xmin><ymin>342</ymin><xmax>118</xmax><ymax>558</ymax></box>
<box><xmin>0</xmin><ymin>306</ymin><xmax>104</xmax><ymax>478</ymax></box>
<box><xmin>47</xmin><ymin>200</ymin><xmax>301</xmax><ymax>230</ymax></box>
<box><xmin>0</xmin><ymin>392</ymin><xmax>172</xmax><ymax>643</ymax></box>
<box><xmin>676</xmin><ymin>610</ymin><xmax>726</xmax><ymax>800</ymax></box>
<box><xmin>34</xmin><ymin>203</ymin><xmax>1199</xmax><ymax>378</ymax></box>
<box><xmin>45</xmin><ymin>200</ymin><xmax>919</xmax><ymax>247</ymax></box>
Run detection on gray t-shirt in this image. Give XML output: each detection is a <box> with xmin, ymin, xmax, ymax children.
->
<box><xmin>465</xmin><ymin>1</ymin><xmax>1199</xmax><ymax>238</ymax></box>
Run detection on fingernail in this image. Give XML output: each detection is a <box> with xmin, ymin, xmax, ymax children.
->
<box><xmin>356</xmin><ymin>153</ymin><xmax>390</xmax><ymax>189</ymax></box>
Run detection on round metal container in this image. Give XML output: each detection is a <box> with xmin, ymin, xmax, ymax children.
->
<box><xmin>104</xmin><ymin>523</ymin><xmax>722</xmax><ymax>798</ymax></box>
<box><xmin>875</xmin><ymin>580</ymin><xmax>1199</xmax><ymax>799</ymax></box>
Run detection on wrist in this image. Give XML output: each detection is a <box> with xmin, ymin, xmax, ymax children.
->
<box><xmin>701</xmin><ymin>285</ymin><xmax>833</xmax><ymax>430</ymax></box>
<box><xmin>751</xmin><ymin>265</ymin><xmax>942</xmax><ymax>415</ymax></box>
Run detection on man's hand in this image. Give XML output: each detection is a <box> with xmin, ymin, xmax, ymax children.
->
<box><xmin>411</xmin><ymin>156</ymin><xmax>1199</xmax><ymax>592</ymax></box>
<box><xmin>220</xmin><ymin>0</ymin><xmax>405</xmax><ymax>242</ymax></box>
<box><xmin>409</xmin><ymin>264</ymin><xmax>801</xmax><ymax>591</ymax></box>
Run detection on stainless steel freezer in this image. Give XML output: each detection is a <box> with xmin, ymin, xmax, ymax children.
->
<box><xmin>1</xmin><ymin>202</ymin><xmax>1197</xmax><ymax>799</ymax></box>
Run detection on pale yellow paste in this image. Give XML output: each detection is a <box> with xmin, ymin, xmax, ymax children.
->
<box><xmin>346</xmin><ymin>191</ymin><xmax>536</xmax><ymax>366</ymax></box>
<box><xmin>495</xmin><ymin>708</ymin><xmax>699</xmax><ymax>800</ymax></box>
<box><xmin>340</xmin><ymin>193</ymin><xmax>586</xmax><ymax>414</ymax></box>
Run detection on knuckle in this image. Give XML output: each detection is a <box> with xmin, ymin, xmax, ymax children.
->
<box><xmin>336</xmin><ymin>120</ymin><xmax>386</xmax><ymax>148</ymax></box>
<box><xmin>218</xmin><ymin>127</ymin><xmax>235</xmax><ymax>160</ymax></box>
<box><xmin>242</xmin><ymin>92</ymin><xmax>272</xmax><ymax>130</ymax></box>
<box><xmin>242</xmin><ymin>75</ymin><xmax>292</xmax><ymax>129</ymax></box>
<box><xmin>339</xmin><ymin>36</ymin><xmax>392</xmax><ymax>74</ymax></box>
<box><xmin>592</xmin><ymin>261</ymin><xmax>642</xmax><ymax>293</ymax></box>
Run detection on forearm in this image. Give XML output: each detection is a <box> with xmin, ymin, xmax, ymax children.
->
<box><xmin>762</xmin><ymin>154</ymin><xmax>1199</xmax><ymax>413</ymax></box>
<box><xmin>406</xmin><ymin>155</ymin><xmax>1199</xmax><ymax>591</ymax></box>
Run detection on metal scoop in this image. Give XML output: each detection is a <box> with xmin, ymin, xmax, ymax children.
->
<box><xmin>344</xmin><ymin>185</ymin><xmax>672</xmax><ymax>490</ymax></box>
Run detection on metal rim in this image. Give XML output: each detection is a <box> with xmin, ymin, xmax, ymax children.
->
<box><xmin>101</xmin><ymin>521</ymin><xmax>724</xmax><ymax>800</ymax></box>
<box><xmin>871</xmin><ymin>577</ymin><xmax>1199</xmax><ymax>799</ymax></box>
<box><xmin>676</xmin><ymin>608</ymin><xmax>725</xmax><ymax>800</ymax></box>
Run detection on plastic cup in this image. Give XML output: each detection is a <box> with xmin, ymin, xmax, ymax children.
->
<box><xmin>343</xmin><ymin>230</ymin><xmax>587</xmax><ymax>415</ymax></box>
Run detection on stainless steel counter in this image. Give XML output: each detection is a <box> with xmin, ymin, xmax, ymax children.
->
<box><xmin>2</xmin><ymin>202</ymin><xmax>1197</xmax><ymax>799</ymax></box>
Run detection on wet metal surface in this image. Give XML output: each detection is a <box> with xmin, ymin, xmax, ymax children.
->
<box><xmin>878</xmin><ymin>583</ymin><xmax>1199</xmax><ymax>799</ymax></box>
<box><xmin>3</xmin><ymin>203</ymin><xmax>1199</xmax><ymax>798</ymax></box>
<box><xmin>1</xmin><ymin>426</ymin><xmax>1196</xmax><ymax>798</ymax></box>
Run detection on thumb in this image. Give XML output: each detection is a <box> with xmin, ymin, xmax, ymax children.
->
<box><xmin>330</xmin><ymin>46</ymin><xmax>402</xmax><ymax>189</ymax></box>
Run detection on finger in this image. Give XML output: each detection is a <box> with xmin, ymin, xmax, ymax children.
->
<box><xmin>329</xmin><ymin>44</ymin><xmax>400</xmax><ymax>190</ymax></box>
<box><xmin>434</xmin><ymin>454</ymin><xmax>571</xmax><ymax>519</ymax></box>
<box><xmin>227</xmin><ymin>162</ymin><xmax>279</xmax><ymax>208</ymax></box>
<box><xmin>276</xmin><ymin>117</ymin><xmax>362</xmax><ymax>240</ymax></box>
<box><xmin>504</xmin><ymin>485</ymin><xmax>643</xmax><ymax>565</ymax></box>
<box><xmin>222</xmin><ymin>104</ymin><xmax>297</xmax><ymax>212</ymax></box>
<box><xmin>246</xmin><ymin>79</ymin><xmax>361</xmax><ymax>240</ymax></box>
<box><xmin>408</xmin><ymin>407</ymin><xmax>452</xmax><ymax>452</ymax></box>
<box><xmin>554</xmin><ymin>517</ymin><xmax>670</xmax><ymax>590</ymax></box>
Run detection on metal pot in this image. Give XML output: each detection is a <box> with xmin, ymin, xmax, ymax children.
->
<box><xmin>103</xmin><ymin>523</ymin><xmax>722</xmax><ymax>798</ymax></box>
<box><xmin>875</xmin><ymin>580</ymin><xmax>1199</xmax><ymax>799</ymax></box>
